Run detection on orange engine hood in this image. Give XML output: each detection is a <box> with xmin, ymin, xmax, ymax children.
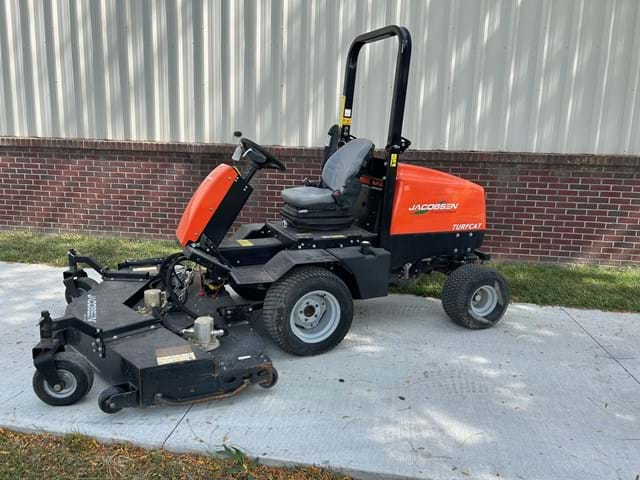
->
<box><xmin>390</xmin><ymin>163</ymin><xmax>486</xmax><ymax>235</ymax></box>
<box><xmin>176</xmin><ymin>164</ymin><xmax>238</xmax><ymax>245</ymax></box>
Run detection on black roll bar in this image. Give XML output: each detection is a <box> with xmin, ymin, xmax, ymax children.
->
<box><xmin>338</xmin><ymin>25</ymin><xmax>412</xmax><ymax>250</ymax></box>
<box><xmin>339</xmin><ymin>25</ymin><xmax>412</xmax><ymax>149</ymax></box>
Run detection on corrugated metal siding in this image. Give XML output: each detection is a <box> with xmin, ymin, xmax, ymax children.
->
<box><xmin>1</xmin><ymin>0</ymin><xmax>639</xmax><ymax>154</ymax></box>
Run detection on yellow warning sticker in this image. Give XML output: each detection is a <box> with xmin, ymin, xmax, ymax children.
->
<box><xmin>390</xmin><ymin>153</ymin><xmax>398</xmax><ymax>167</ymax></box>
<box><xmin>342</xmin><ymin>117</ymin><xmax>352</xmax><ymax>126</ymax></box>
<box><xmin>157</xmin><ymin>352</ymin><xmax>196</xmax><ymax>365</ymax></box>
<box><xmin>237</xmin><ymin>239</ymin><xmax>253</xmax><ymax>246</ymax></box>
<box><xmin>156</xmin><ymin>346</ymin><xmax>196</xmax><ymax>366</ymax></box>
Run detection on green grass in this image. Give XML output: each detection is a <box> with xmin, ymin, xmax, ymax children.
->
<box><xmin>0</xmin><ymin>428</ymin><xmax>349</xmax><ymax>480</ymax></box>
<box><xmin>396</xmin><ymin>262</ymin><xmax>639</xmax><ymax>312</ymax></box>
<box><xmin>0</xmin><ymin>230</ymin><xmax>638</xmax><ymax>312</ymax></box>
<box><xmin>0</xmin><ymin>230</ymin><xmax>178</xmax><ymax>267</ymax></box>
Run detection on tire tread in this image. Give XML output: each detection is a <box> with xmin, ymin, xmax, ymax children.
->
<box><xmin>263</xmin><ymin>266</ymin><xmax>352</xmax><ymax>355</ymax></box>
<box><xmin>442</xmin><ymin>264</ymin><xmax>509</xmax><ymax>329</ymax></box>
<box><xmin>32</xmin><ymin>351</ymin><xmax>94</xmax><ymax>406</ymax></box>
<box><xmin>65</xmin><ymin>277</ymin><xmax>99</xmax><ymax>304</ymax></box>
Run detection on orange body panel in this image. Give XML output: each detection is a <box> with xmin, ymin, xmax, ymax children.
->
<box><xmin>176</xmin><ymin>164</ymin><xmax>238</xmax><ymax>246</ymax></box>
<box><xmin>390</xmin><ymin>163</ymin><xmax>486</xmax><ymax>235</ymax></box>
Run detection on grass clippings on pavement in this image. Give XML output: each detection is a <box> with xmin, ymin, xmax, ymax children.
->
<box><xmin>0</xmin><ymin>428</ymin><xmax>350</xmax><ymax>480</ymax></box>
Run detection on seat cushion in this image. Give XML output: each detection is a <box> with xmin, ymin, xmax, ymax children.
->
<box><xmin>281</xmin><ymin>204</ymin><xmax>353</xmax><ymax>230</ymax></box>
<box><xmin>281</xmin><ymin>186</ymin><xmax>334</xmax><ymax>209</ymax></box>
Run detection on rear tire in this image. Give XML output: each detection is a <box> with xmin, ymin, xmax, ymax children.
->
<box><xmin>32</xmin><ymin>352</ymin><xmax>94</xmax><ymax>406</ymax></box>
<box><xmin>65</xmin><ymin>277</ymin><xmax>98</xmax><ymax>304</ymax></box>
<box><xmin>263</xmin><ymin>266</ymin><xmax>353</xmax><ymax>356</ymax></box>
<box><xmin>442</xmin><ymin>264</ymin><xmax>509</xmax><ymax>329</ymax></box>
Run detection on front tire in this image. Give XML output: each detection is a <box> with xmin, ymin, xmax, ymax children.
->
<box><xmin>32</xmin><ymin>352</ymin><xmax>94</xmax><ymax>406</ymax></box>
<box><xmin>263</xmin><ymin>267</ymin><xmax>353</xmax><ymax>356</ymax></box>
<box><xmin>442</xmin><ymin>264</ymin><xmax>510</xmax><ymax>329</ymax></box>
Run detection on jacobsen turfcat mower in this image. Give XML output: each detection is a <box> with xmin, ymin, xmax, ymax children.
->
<box><xmin>32</xmin><ymin>25</ymin><xmax>509</xmax><ymax>413</ymax></box>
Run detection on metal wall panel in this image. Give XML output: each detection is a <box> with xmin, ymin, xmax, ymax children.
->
<box><xmin>1</xmin><ymin>0</ymin><xmax>639</xmax><ymax>154</ymax></box>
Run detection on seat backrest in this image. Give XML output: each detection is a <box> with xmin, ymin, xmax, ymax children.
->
<box><xmin>321</xmin><ymin>138</ymin><xmax>374</xmax><ymax>192</ymax></box>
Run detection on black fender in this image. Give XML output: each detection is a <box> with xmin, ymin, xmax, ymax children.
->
<box><xmin>249</xmin><ymin>247</ymin><xmax>391</xmax><ymax>299</ymax></box>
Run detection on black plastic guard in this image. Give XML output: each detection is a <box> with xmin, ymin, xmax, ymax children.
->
<box><xmin>327</xmin><ymin>246</ymin><xmax>391</xmax><ymax>298</ymax></box>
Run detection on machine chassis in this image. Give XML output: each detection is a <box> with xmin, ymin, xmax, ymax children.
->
<box><xmin>30</xmin><ymin>24</ymin><xmax>509</xmax><ymax>413</ymax></box>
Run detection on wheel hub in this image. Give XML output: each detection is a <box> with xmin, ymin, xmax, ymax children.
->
<box><xmin>295</xmin><ymin>294</ymin><xmax>327</xmax><ymax>329</ymax></box>
<box><xmin>290</xmin><ymin>290</ymin><xmax>340</xmax><ymax>343</ymax></box>
<box><xmin>470</xmin><ymin>285</ymin><xmax>499</xmax><ymax>317</ymax></box>
<box><xmin>43</xmin><ymin>370</ymin><xmax>77</xmax><ymax>399</ymax></box>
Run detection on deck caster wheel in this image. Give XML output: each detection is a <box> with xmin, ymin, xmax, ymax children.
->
<box><xmin>259</xmin><ymin>368</ymin><xmax>278</xmax><ymax>389</ymax></box>
<box><xmin>442</xmin><ymin>264</ymin><xmax>510</xmax><ymax>329</ymax></box>
<box><xmin>263</xmin><ymin>266</ymin><xmax>353</xmax><ymax>356</ymax></box>
<box><xmin>32</xmin><ymin>352</ymin><xmax>94</xmax><ymax>406</ymax></box>
<box><xmin>65</xmin><ymin>277</ymin><xmax>98</xmax><ymax>304</ymax></box>
<box><xmin>98</xmin><ymin>386</ymin><xmax>126</xmax><ymax>414</ymax></box>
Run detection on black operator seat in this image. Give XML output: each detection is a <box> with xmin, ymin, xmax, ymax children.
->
<box><xmin>280</xmin><ymin>138</ymin><xmax>374</xmax><ymax>230</ymax></box>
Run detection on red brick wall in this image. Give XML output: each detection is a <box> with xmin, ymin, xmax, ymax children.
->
<box><xmin>1</xmin><ymin>137</ymin><xmax>638</xmax><ymax>266</ymax></box>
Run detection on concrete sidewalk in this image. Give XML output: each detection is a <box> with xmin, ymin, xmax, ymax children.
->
<box><xmin>0</xmin><ymin>261</ymin><xmax>638</xmax><ymax>479</ymax></box>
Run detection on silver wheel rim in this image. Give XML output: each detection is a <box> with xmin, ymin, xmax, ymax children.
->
<box><xmin>43</xmin><ymin>369</ymin><xmax>77</xmax><ymax>399</ymax></box>
<box><xmin>470</xmin><ymin>285</ymin><xmax>498</xmax><ymax>317</ymax></box>
<box><xmin>289</xmin><ymin>290</ymin><xmax>341</xmax><ymax>343</ymax></box>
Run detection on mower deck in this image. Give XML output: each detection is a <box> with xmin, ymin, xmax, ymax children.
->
<box><xmin>33</xmin><ymin>265</ymin><xmax>275</xmax><ymax>412</ymax></box>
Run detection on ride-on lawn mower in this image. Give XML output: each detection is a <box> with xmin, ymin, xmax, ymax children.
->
<box><xmin>32</xmin><ymin>25</ymin><xmax>509</xmax><ymax>413</ymax></box>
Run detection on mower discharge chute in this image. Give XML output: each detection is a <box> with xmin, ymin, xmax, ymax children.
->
<box><xmin>32</xmin><ymin>25</ymin><xmax>509</xmax><ymax>413</ymax></box>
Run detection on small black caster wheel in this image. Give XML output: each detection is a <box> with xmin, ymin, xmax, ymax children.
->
<box><xmin>98</xmin><ymin>386</ymin><xmax>126</xmax><ymax>414</ymax></box>
<box><xmin>32</xmin><ymin>352</ymin><xmax>94</xmax><ymax>406</ymax></box>
<box><xmin>259</xmin><ymin>369</ymin><xmax>278</xmax><ymax>389</ymax></box>
<box><xmin>65</xmin><ymin>277</ymin><xmax>99</xmax><ymax>304</ymax></box>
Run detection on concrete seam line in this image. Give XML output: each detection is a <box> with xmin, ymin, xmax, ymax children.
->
<box><xmin>161</xmin><ymin>404</ymin><xmax>193</xmax><ymax>449</ymax></box>
<box><xmin>561</xmin><ymin>307</ymin><xmax>640</xmax><ymax>386</ymax></box>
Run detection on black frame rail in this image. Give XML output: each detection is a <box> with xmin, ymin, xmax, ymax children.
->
<box><xmin>65</xmin><ymin>249</ymin><xmax>159</xmax><ymax>282</ymax></box>
<box><xmin>338</xmin><ymin>25</ymin><xmax>412</xmax><ymax>250</ymax></box>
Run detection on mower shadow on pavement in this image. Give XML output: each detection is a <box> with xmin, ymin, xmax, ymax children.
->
<box><xmin>247</xmin><ymin>296</ymin><xmax>639</xmax><ymax>479</ymax></box>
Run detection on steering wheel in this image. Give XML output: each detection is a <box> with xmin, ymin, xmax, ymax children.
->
<box><xmin>240</xmin><ymin>138</ymin><xmax>286</xmax><ymax>171</ymax></box>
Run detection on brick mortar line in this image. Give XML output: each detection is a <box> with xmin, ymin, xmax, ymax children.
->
<box><xmin>1</xmin><ymin>136</ymin><xmax>639</xmax><ymax>167</ymax></box>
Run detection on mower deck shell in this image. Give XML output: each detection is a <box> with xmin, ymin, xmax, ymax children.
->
<box><xmin>38</xmin><ymin>272</ymin><xmax>274</xmax><ymax>410</ymax></box>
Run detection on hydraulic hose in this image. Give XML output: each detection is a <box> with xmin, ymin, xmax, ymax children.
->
<box><xmin>160</xmin><ymin>254</ymin><xmax>199</xmax><ymax>319</ymax></box>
